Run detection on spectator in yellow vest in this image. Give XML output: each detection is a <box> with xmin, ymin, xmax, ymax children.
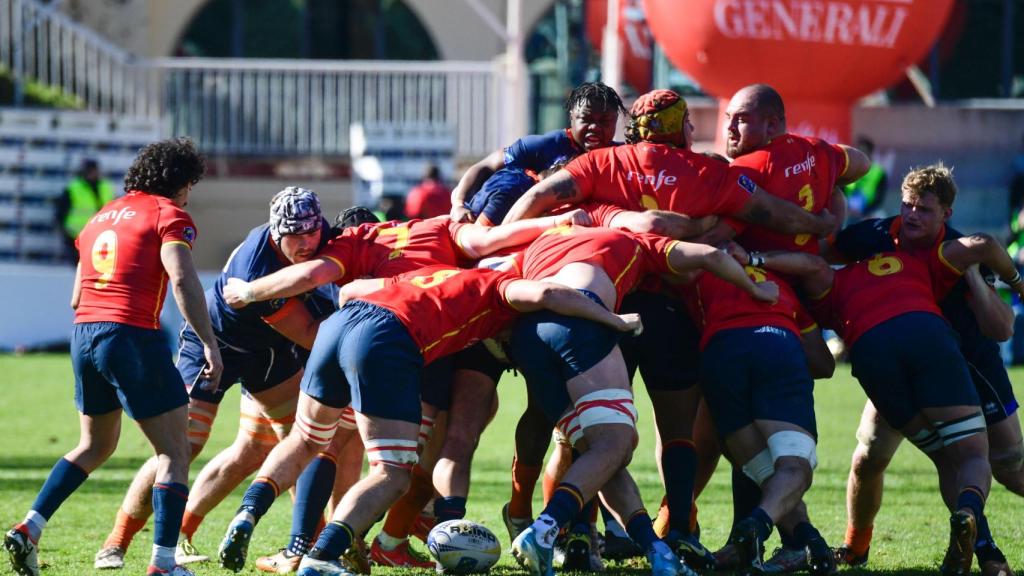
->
<box><xmin>843</xmin><ymin>137</ymin><xmax>888</xmax><ymax>223</ymax></box>
<box><xmin>56</xmin><ymin>159</ymin><xmax>115</xmax><ymax>263</ymax></box>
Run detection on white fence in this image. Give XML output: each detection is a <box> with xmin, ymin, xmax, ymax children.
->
<box><xmin>1</xmin><ymin>0</ymin><xmax>506</xmax><ymax>158</ymax></box>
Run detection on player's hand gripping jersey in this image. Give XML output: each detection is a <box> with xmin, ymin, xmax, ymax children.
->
<box><xmin>731</xmin><ymin>134</ymin><xmax>850</xmax><ymax>252</ymax></box>
<box><xmin>75</xmin><ymin>191</ymin><xmax>197</xmax><ymax>329</ymax></box>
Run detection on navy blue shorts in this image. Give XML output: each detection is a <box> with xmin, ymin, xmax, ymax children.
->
<box><xmin>619</xmin><ymin>291</ymin><xmax>700</xmax><ymax>391</ymax></box>
<box><xmin>467</xmin><ymin>168</ymin><xmax>535</xmax><ymax>224</ymax></box>
<box><xmin>699</xmin><ymin>326</ymin><xmax>817</xmax><ymax>438</ymax></box>
<box><xmin>177</xmin><ymin>325</ymin><xmax>302</xmax><ymax>405</ymax></box>
<box><xmin>452</xmin><ymin>341</ymin><xmax>509</xmax><ymax>384</ymax></box>
<box><xmin>964</xmin><ymin>342</ymin><xmax>1019</xmax><ymax>425</ymax></box>
<box><xmin>421</xmin><ymin>355</ymin><xmax>454</xmax><ymax>411</ymax></box>
<box><xmin>850</xmin><ymin>312</ymin><xmax>979</xmax><ymax>430</ymax></box>
<box><xmin>300</xmin><ymin>302</ymin><xmax>423</xmax><ymax>424</ymax></box>
<box><xmin>509</xmin><ymin>290</ymin><xmax>620</xmax><ymax>425</ymax></box>
<box><xmin>72</xmin><ymin>322</ymin><xmax>188</xmax><ymax>420</ymax></box>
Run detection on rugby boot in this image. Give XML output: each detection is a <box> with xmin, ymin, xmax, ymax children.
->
<box><xmin>219</xmin><ymin>517</ymin><xmax>254</xmax><ymax>572</ymax></box>
<box><xmin>806</xmin><ymin>536</ymin><xmax>837</xmax><ymax>576</ymax></box>
<box><xmin>512</xmin><ymin>526</ymin><xmax>555</xmax><ymax>576</ymax></box>
<box><xmin>762</xmin><ymin>546</ymin><xmax>806</xmax><ymax>573</ymax></box>
<box><xmin>175</xmin><ymin>537</ymin><xmax>209</xmax><ymax>565</ymax></box>
<box><xmin>940</xmin><ymin>510</ymin><xmax>977</xmax><ymax>576</ymax></box>
<box><xmin>256</xmin><ymin>549</ymin><xmax>302</xmax><ymax>573</ymax></box>
<box><xmin>296</xmin><ymin>556</ymin><xmax>355</xmax><ymax>576</ymax></box>
<box><xmin>5</xmin><ymin>526</ymin><xmax>40</xmax><ymax>576</ymax></box>
<box><xmin>833</xmin><ymin>544</ymin><xmax>869</xmax><ymax>568</ymax></box>
<box><xmin>671</xmin><ymin>531</ymin><xmax>716</xmax><ymax>571</ymax></box>
<box><xmin>501</xmin><ymin>502</ymin><xmax>532</xmax><ymax>544</ymax></box>
<box><xmin>146</xmin><ymin>565</ymin><xmax>196</xmax><ymax>576</ymax></box>
<box><xmin>369</xmin><ymin>536</ymin><xmax>434</xmax><ymax>569</ymax></box>
<box><xmin>94</xmin><ymin>545</ymin><xmax>126</xmax><ymax>570</ymax></box>
<box><xmin>733</xmin><ymin>518</ymin><xmax>767</xmax><ymax>575</ymax></box>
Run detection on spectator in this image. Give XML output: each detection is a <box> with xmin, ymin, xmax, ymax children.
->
<box><xmin>55</xmin><ymin>159</ymin><xmax>115</xmax><ymax>263</ymax></box>
<box><xmin>404</xmin><ymin>164</ymin><xmax>450</xmax><ymax>219</ymax></box>
<box><xmin>843</xmin><ymin>137</ymin><xmax>888</xmax><ymax>222</ymax></box>
<box><xmin>1010</xmin><ymin>133</ymin><xmax>1024</xmax><ymax>215</ymax></box>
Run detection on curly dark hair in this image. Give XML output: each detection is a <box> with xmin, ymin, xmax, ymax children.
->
<box><xmin>123</xmin><ymin>138</ymin><xmax>206</xmax><ymax>198</ymax></box>
<box><xmin>564</xmin><ymin>81</ymin><xmax>628</xmax><ymax>117</ymax></box>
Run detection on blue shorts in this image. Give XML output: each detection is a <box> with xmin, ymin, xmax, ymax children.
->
<box><xmin>509</xmin><ymin>290</ymin><xmax>620</xmax><ymax>425</ymax></box>
<box><xmin>850</xmin><ymin>312</ymin><xmax>979</xmax><ymax>430</ymax></box>
<box><xmin>453</xmin><ymin>341</ymin><xmax>509</xmax><ymax>384</ymax></box>
<box><xmin>699</xmin><ymin>326</ymin><xmax>817</xmax><ymax>438</ymax></box>
<box><xmin>300</xmin><ymin>301</ymin><xmax>423</xmax><ymax>424</ymax></box>
<box><xmin>72</xmin><ymin>322</ymin><xmax>188</xmax><ymax>420</ymax></box>
<box><xmin>421</xmin><ymin>356</ymin><xmax>454</xmax><ymax>411</ymax></box>
<box><xmin>177</xmin><ymin>325</ymin><xmax>302</xmax><ymax>405</ymax></box>
<box><xmin>466</xmin><ymin>168</ymin><xmax>535</xmax><ymax>224</ymax></box>
<box><xmin>619</xmin><ymin>291</ymin><xmax>700</xmax><ymax>391</ymax></box>
<box><xmin>964</xmin><ymin>342</ymin><xmax>1019</xmax><ymax>425</ymax></box>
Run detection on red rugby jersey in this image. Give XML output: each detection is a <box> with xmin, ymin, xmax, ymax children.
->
<box><xmin>520</xmin><ymin>225</ymin><xmax>678</xmax><ymax>311</ymax></box>
<box><xmin>812</xmin><ymin>245</ymin><xmax>962</xmax><ymax>347</ymax></box>
<box><xmin>74</xmin><ymin>191</ymin><xmax>197</xmax><ymax>329</ymax></box>
<box><xmin>730</xmin><ymin>134</ymin><xmax>849</xmax><ymax>252</ymax></box>
<box><xmin>564</xmin><ymin>142</ymin><xmax>755</xmax><ymax>217</ymax></box>
<box><xmin>682</xmin><ymin>266</ymin><xmax>816</xmax><ymax>350</ymax></box>
<box><xmin>319</xmin><ymin>219</ymin><xmax>472</xmax><ymax>284</ymax></box>
<box><xmin>359</xmin><ymin>266</ymin><xmax>520</xmax><ymax>365</ymax></box>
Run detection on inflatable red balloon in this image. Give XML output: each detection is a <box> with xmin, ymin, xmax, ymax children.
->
<box><xmin>586</xmin><ymin>0</ymin><xmax>654</xmax><ymax>94</ymax></box>
<box><xmin>641</xmin><ymin>0</ymin><xmax>954</xmax><ymax>144</ymax></box>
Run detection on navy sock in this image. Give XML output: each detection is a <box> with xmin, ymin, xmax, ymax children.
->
<box><xmin>791</xmin><ymin>522</ymin><xmax>821</xmax><ymax>548</ymax></box>
<box><xmin>30</xmin><ymin>458</ymin><xmax>89</xmax><ymax>520</ymax></box>
<box><xmin>956</xmin><ymin>486</ymin><xmax>985</xmax><ymax>520</ymax></box>
<box><xmin>974</xmin><ymin>512</ymin><xmax>996</xmax><ymax>551</ymax></box>
<box><xmin>571</xmin><ymin>498</ymin><xmax>596</xmax><ymax>535</ymax></box>
<box><xmin>290</xmin><ymin>455</ymin><xmax>337</xmax><ymax>554</ymax></box>
<box><xmin>750</xmin><ymin>507</ymin><xmax>775</xmax><ymax>541</ymax></box>
<box><xmin>540</xmin><ymin>483</ymin><xmax>584</xmax><ymax>528</ymax></box>
<box><xmin>434</xmin><ymin>496</ymin><xmax>467</xmax><ymax>523</ymax></box>
<box><xmin>731</xmin><ymin>467</ymin><xmax>762</xmax><ymax>528</ymax></box>
<box><xmin>152</xmin><ymin>482</ymin><xmax>189</xmax><ymax>548</ymax></box>
<box><xmin>308</xmin><ymin>521</ymin><xmax>354</xmax><ymax>560</ymax></box>
<box><xmin>238</xmin><ymin>477</ymin><xmax>280</xmax><ymax>522</ymax></box>
<box><xmin>662</xmin><ymin>440</ymin><xmax>697</xmax><ymax>536</ymax></box>
<box><xmin>625</xmin><ymin>511</ymin><xmax>658</xmax><ymax>550</ymax></box>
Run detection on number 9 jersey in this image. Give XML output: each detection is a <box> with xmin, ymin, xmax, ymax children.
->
<box><xmin>74</xmin><ymin>191</ymin><xmax>198</xmax><ymax>329</ymax></box>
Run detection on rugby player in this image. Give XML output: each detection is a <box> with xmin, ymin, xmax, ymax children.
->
<box><xmin>826</xmin><ymin>164</ymin><xmax>1021</xmax><ymax>576</ymax></box>
<box><xmin>5</xmin><ymin>138</ymin><xmax>222</xmax><ymax>576</ymax></box>
<box><xmin>450</xmin><ymin>81</ymin><xmax>626</xmax><ymax>225</ymax></box>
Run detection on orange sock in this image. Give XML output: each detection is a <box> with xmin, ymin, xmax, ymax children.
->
<box><xmin>381</xmin><ymin>465</ymin><xmax>435</xmax><ymax>539</ymax></box>
<box><xmin>103</xmin><ymin>509</ymin><xmax>147</xmax><ymax>550</ymax></box>
<box><xmin>180</xmin><ymin>510</ymin><xmax>204</xmax><ymax>541</ymax></box>
<box><xmin>844</xmin><ymin>524</ymin><xmax>873</xmax><ymax>556</ymax></box>
<box><xmin>508</xmin><ymin>458</ymin><xmax>542</xmax><ymax>519</ymax></box>
<box><xmin>653</xmin><ymin>495</ymin><xmax>670</xmax><ymax>538</ymax></box>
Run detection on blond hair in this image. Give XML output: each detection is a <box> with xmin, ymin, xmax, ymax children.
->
<box><xmin>902</xmin><ymin>162</ymin><xmax>957</xmax><ymax>208</ymax></box>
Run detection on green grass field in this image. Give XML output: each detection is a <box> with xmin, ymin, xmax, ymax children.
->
<box><xmin>1</xmin><ymin>353</ymin><xmax>1021</xmax><ymax>575</ymax></box>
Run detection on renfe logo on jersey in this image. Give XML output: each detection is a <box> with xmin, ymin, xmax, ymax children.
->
<box><xmin>784</xmin><ymin>154</ymin><xmax>817</xmax><ymax>178</ymax></box>
<box><xmin>626</xmin><ymin>169</ymin><xmax>677</xmax><ymax>191</ymax></box>
<box><xmin>91</xmin><ymin>206</ymin><xmax>137</xmax><ymax>226</ymax></box>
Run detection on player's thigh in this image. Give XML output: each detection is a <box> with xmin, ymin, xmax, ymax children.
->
<box><xmin>619</xmin><ymin>291</ymin><xmax>700</xmax><ymax>392</ymax></box>
<box><xmin>699</xmin><ymin>329</ymin><xmax>757</xmax><ymax>440</ymax></box>
<box><xmin>96</xmin><ymin>323</ymin><xmax>188</xmax><ymax>421</ymax></box>
<box><xmin>71</xmin><ymin>322</ymin><xmax>122</xmax><ymax>417</ymax></box>
<box><xmin>356</xmin><ymin>412</ymin><xmax>421</xmax><ymax>469</ymax></box>
<box><xmin>854</xmin><ymin>400</ymin><xmax>903</xmax><ymax>462</ymax></box>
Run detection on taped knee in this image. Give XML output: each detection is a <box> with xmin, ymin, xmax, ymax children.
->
<box><xmin>338</xmin><ymin>406</ymin><xmax>358</xmax><ymax>431</ymax></box>
<box><xmin>555</xmin><ymin>410</ymin><xmax>582</xmax><ymax>447</ymax></box>
<box><xmin>742</xmin><ymin>449</ymin><xmax>775</xmax><ymax>486</ymax></box>
<box><xmin>907</xmin><ymin>428</ymin><xmax>943</xmax><ymax>454</ymax></box>
<box><xmin>295</xmin><ymin>411</ymin><xmax>340</xmax><ymax>447</ymax></box>
<box><xmin>187</xmin><ymin>406</ymin><xmax>216</xmax><ymax>448</ymax></box>
<box><xmin>240</xmin><ymin>410</ymin><xmax>281</xmax><ymax>447</ymax></box>
<box><xmin>767</xmin><ymin>430</ymin><xmax>818</xmax><ymax>469</ymax></box>
<box><xmin>575</xmin><ymin>389</ymin><xmax>638</xmax><ymax>431</ymax></box>
<box><xmin>934</xmin><ymin>413</ymin><xmax>986</xmax><ymax>447</ymax></box>
<box><xmin>364</xmin><ymin>438</ymin><xmax>419</xmax><ymax>469</ymax></box>
<box><xmin>262</xmin><ymin>397</ymin><xmax>297</xmax><ymax>438</ymax></box>
<box><xmin>418</xmin><ymin>414</ymin><xmax>436</xmax><ymax>451</ymax></box>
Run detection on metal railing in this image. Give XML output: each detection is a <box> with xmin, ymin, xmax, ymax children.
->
<box><xmin>1</xmin><ymin>0</ymin><xmax>506</xmax><ymax>157</ymax></box>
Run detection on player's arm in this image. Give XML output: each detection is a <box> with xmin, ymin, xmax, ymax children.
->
<box><xmin>941</xmin><ymin>233</ymin><xmax>1024</xmax><ymax>299</ymax></box>
<box><xmin>263</xmin><ymin>298</ymin><xmax>321</xmax><ymax>350</ymax></box>
<box><xmin>457</xmin><ymin>209</ymin><xmax>591</xmax><ymax>257</ymax></box>
<box><xmin>666</xmin><ymin>242</ymin><xmax>779</xmax><ymax>303</ymax></box>
<box><xmin>70</xmin><ymin>263</ymin><xmax>82</xmax><ymax>310</ymax></box>
<box><xmin>751</xmin><ymin>250</ymin><xmax>835</xmax><ymax>298</ymax></box>
<box><xmin>161</xmin><ymin>242</ymin><xmax>223</xmax><ymax>388</ymax></box>
<box><xmin>450</xmin><ymin>150</ymin><xmax>505</xmax><ymax>222</ymax></box>
<box><xmin>829</xmin><ymin>185</ymin><xmax>848</xmax><ymax>230</ymax></box>
<box><xmin>734</xmin><ymin>186</ymin><xmax>838</xmax><ymax>237</ymax></box>
<box><xmin>337</xmin><ymin>278</ymin><xmax>386</xmax><ymax>307</ymax></box>
<box><xmin>503</xmin><ymin>280</ymin><xmax>642</xmax><ymax>334</ymax></box>
<box><xmin>963</xmin><ymin>264</ymin><xmax>1014</xmax><ymax>342</ymax></box>
<box><xmin>608</xmin><ymin>210</ymin><xmax>719</xmax><ymax>241</ymax></box>
<box><xmin>502</xmin><ymin>171</ymin><xmax>585</xmax><ymax>224</ymax></box>
<box><xmin>836</xmin><ymin>144</ymin><xmax>871</xmax><ymax>186</ymax></box>
<box><xmin>223</xmin><ymin>257</ymin><xmax>343</xmax><ymax>309</ymax></box>
<box><xmin>800</xmin><ymin>326</ymin><xmax>836</xmax><ymax>379</ymax></box>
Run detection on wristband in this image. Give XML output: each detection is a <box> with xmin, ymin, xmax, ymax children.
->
<box><xmin>748</xmin><ymin>252</ymin><xmax>766</xmax><ymax>268</ymax></box>
<box><xmin>239</xmin><ymin>282</ymin><xmax>255</xmax><ymax>304</ymax></box>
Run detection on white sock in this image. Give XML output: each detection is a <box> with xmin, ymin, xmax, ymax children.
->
<box><xmin>376</xmin><ymin>531</ymin><xmax>405</xmax><ymax>551</ymax></box>
<box><xmin>151</xmin><ymin>544</ymin><xmax>176</xmax><ymax>570</ymax></box>
<box><xmin>532</xmin><ymin>514</ymin><xmax>559</xmax><ymax>549</ymax></box>
<box><xmin>22</xmin><ymin>511</ymin><xmax>46</xmax><ymax>542</ymax></box>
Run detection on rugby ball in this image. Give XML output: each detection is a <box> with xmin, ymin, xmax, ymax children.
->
<box><xmin>427</xmin><ymin>519</ymin><xmax>501</xmax><ymax>573</ymax></box>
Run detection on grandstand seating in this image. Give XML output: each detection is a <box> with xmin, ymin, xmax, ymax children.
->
<box><xmin>0</xmin><ymin>108</ymin><xmax>162</xmax><ymax>263</ymax></box>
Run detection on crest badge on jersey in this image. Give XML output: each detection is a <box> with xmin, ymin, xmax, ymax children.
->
<box><xmin>737</xmin><ymin>173</ymin><xmax>757</xmax><ymax>195</ymax></box>
<box><xmin>183</xmin><ymin>226</ymin><xmax>197</xmax><ymax>244</ymax></box>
